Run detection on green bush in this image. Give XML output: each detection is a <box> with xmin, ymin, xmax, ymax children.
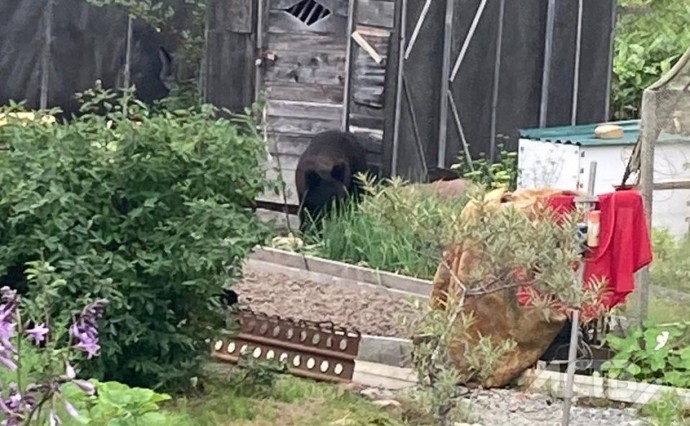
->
<box><xmin>0</xmin><ymin>88</ymin><xmax>272</xmax><ymax>391</ymax></box>
<box><xmin>300</xmin><ymin>175</ymin><xmax>469</xmax><ymax>280</ymax></box>
<box><xmin>450</xmin><ymin>144</ymin><xmax>518</xmax><ymax>191</ymax></box>
<box><xmin>649</xmin><ymin>228</ymin><xmax>690</xmax><ymax>293</ymax></box>
<box><xmin>602</xmin><ymin>320</ymin><xmax>690</xmax><ymax>388</ymax></box>
<box><xmin>612</xmin><ymin>0</ymin><xmax>690</xmax><ymax>119</ymax></box>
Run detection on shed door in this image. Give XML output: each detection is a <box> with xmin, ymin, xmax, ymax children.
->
<box><xmin>257</xmin><ymin>0</ymin><xmax>349</xmax><ymax>206</ymax></box>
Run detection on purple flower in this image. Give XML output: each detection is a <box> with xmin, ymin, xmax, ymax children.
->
<box><xmin>0</xmin><ymin>287</ymin><xmax>18</xmax><ymax>371</ymax></box>
<box><xmin>69</xmin><ymin>299</ymin><xmax>108</xmax><ymax>359</ymax></box>
<box><xmin>0</xmin><ymin>383</ymin><xmax>35</xmax><ymax>426</ymax></box>
<box><xmin>73</xmin><ymin>380</ymin><xmax>96</xmax><ymax>396</ymax></box>
<box><xmin>64</xmin><ymin>400</ymin><xmax>79</xmax><ymax>418</ymax></box>
<box><xmin>49</xmin><ymin>411</ymin><xmax>62</xmax><ymax>426</ymax></box>
<box><xmin>64</xmin><ymin>361</ymin><xmax>76</xmax><ymax>379</ymax></box>
<box><xmin>25</xmin><ymin>323</ymin><xmax>49</xmax><ymax>344</ymax></box>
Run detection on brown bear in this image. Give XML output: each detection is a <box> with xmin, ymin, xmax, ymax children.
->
<box><xmin>295</xmin><ymin>130</ymin><xmax>370</xmax><ymax>233</ymax></box>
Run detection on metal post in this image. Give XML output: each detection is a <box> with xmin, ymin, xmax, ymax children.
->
<box><xmin>40</xmin><ymin>0</ymin><xmax>54</xmax><ymax>111</ymax></box>
<box><xmin>437</xmin><ymin>0</ymin><xmax>455</xmax><ymax>168</ymax></box>
<box><xmin>636</xmin><ymin>89</ymin><xmax>657</xmax><ymax>325</ymax></box>
<box><xmin>562</xmin><ymin>161</ymin><xmax>598</xmax><ymax>426</ymax></box>
<box><xmin>255</xmin><ymin>0</ymin><xmax>266</xmax><ymax>104</ymax></box>
<box><xmin>539</xmin><ymin>0</ymin><xmax>556</xmax><ymax>128</ymax></box>
<box><xmin>342</xmin><ymin>0</ymin><xmax>358</xmax><ymax>131</ymax></box>
<box><xmin>603</xmin><ymin>0</ymin><xmax>618</xmax><ymax>121</ymax></box>
<box><xmin>200</xmin><ymin>4</ymin><xmax>211</xmax><ymax>103</ymax></box>
<box><xmin>124</xmin><ymin>15</ymin><xmax>134</xmax><ymax>89</ymax></box>
<box><xmin>571</xmin><ymin>0</ymin><xmax>584</xmax><ymax>125</ymax></box>
<box><xmin>489</xmin><ymin>0</ymin><xmax>505</xmax><ymax>162</ymax></box>
<box><xmin>391</xmin><ymin>0</ymin><xmax>408</xmax><ymax>176</ymax></box>
<box><xmin>450</xmin><ymin>0</ymin><xmax>487</xmax><ymax>83</ymax></box>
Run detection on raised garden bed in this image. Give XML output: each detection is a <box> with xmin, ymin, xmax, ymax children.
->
<box><xmin>236</xmin><ymin>246</ymin><xmax>690</xmax><ymax>412</ymax></box>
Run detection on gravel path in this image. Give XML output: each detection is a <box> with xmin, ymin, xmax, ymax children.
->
<box><xmin>234</xmin><ymin>270</ymin><xmax>420</xmax><ymax>337</ymax></box>
<box><xmin>464</xmin><ymin>388</ymin><xmax>644</xmax><ymax>426</ymax></box>
<box><xmin>357</xmin><ymin>386</ymin><xmax>645</xmax><ymax>426</ymax></box>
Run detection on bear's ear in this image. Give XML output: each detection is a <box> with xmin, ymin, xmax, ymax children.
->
<box><xmin>306</xmin><ymin>170</ymin><xmax>321</xmax><ymax>188</ymax></box>
<box><xmin>331</xmin><ymin>162</ymin><xmax>351</xmax><ymax>184</ymax></box>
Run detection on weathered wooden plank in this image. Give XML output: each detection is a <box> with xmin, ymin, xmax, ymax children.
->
<box><xmin>265</xmin><ymin>59</ymin><xmax>345</xmax><ymax>85</ymax></box>
<box><xmin>357</xmin><ymin>0</ymin><xmax>395</xmax><ymax>29</ymax></box>
<box><xmin>209</xmin><ymin>0</ymin><xmax>255</xmax><ymax>33</ymax></box>
<box><xmin>266</xmin><ymin>82</ymin><xmax>344</xmax><ymax>103</ymax></box>
<box><xmin>268</xmin><ymin>10</ymin><xmax>347</xmax><ymax>36</ymax></box>
<box><xmin>267</xmin><ymin>116</ymin><xmax>341</xmax><ymax>134</ymax></box>
<box><xmin>268</xmin><ymin>50</ymin><xmax>348</xmax><ymax>68</ymax></box>
<box><xmin>268</xmin><ymin>131</ymin><xmax>383</xmax><ymax>155</ymax></box>
<box><xmin>204</xmin><ymin>29</ymin><xmax>255</xmax><ymax>113</ymax></box>
<box><xmin>351</xmin><ymin>32</ymin><xmax>389</xmax><ymax>108</ymax></box>
<box><xmin>267</xmin><ymin>99</ymin><xmax>342</xmax><ymax>121</ymax></box>
<box><xmin>267</xmin><ymin>32</ymin><xmax>347</xmax><ymax>53</ymax></box>
<box><xmin>350</xmin><ymin>112</ymin><xmax>384</xmax><ymax>133</ymax></box>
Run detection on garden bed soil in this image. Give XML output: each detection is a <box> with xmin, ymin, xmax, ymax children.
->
<box><xmin>234</xmin><ymin>269</ymin><xmax>421</xmax><ymax>338</ymax></box>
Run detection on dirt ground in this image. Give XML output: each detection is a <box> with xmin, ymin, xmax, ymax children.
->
<box><xmin>232</xmin><ymin>269</ymin><xmax>421</xmax><ymax>338</ymax></box>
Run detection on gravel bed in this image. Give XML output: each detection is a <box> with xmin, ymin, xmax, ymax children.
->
<box><xmin>358</xmin><ymin>386</ymin><xmax>645</xmax><ymax>426</ymax></box>
<box><xmin>233</xmin><ymin>270</ymin><xmax>420</xmax><ymax>337</ymax></box>
<box><xmin>236</xmin><ymin>269</ymin><xmax>648</xmax><ymax>425</ymax></box>
<box><xmin>462</xmin><ymin>388</ymin><xmax>644</xmax><ymax>426</ymax></box>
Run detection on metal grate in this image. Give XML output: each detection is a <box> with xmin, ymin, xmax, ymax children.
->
<box><xmin>211</xmin><ymin>308</ymin><xmax>361</xmax><ymax>383</ymax></box>
<box><xmin>284</xmin><ymin>0</ymin><xmax>331</xmax><ymax>26</ymax></box>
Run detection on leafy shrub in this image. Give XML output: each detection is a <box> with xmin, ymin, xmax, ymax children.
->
<box><xmin>301</xmin><ymin>175</ymin><xmax>469</xmax><ymax>279</ymax></box>
<box><xmin>602</xmin><ymin>320</ymin><xmax>690</xmax><ymax>388</ymax></box>
<box><xmin>638</xmin><ymin>390</ymin><xmax>690</xmax><ymax>426</ymax></box>
<box><xmin>649</xmin><ymin>228</ymin><xmax>690</xmax><ymax>293</ymax></box>
<box><xmin>450</xmin><ymin>144</ymin><xmax>518</xmax><ymax>191</ymax></box>
<box><xmin>61</xmin><ymin>380</ymin><xmax>174</xmax><ymax>425</ymax></box>
<box><xmin>612</xmin><ymin>0</ymin><xmax>690</xmax><ymax>119</ymax></box>
<box><xmin>0</xmin><ymin>87</ymin><xmax>272</xmax><ymax>391</ymax></box>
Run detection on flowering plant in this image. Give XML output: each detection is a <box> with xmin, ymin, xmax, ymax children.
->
<box><xmin>0</xmin><ymin>285</ymin><xmax>108</xmax><ymax>425</ymax></box>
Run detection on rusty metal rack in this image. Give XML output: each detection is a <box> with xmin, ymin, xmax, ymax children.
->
<box><xmin>210</xmin><ymin>308</ymin><xmax>362</xmax><ymax>383</ymax></box>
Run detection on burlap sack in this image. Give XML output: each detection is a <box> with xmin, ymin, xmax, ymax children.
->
<box><xmin>429</xmin><ymin>187</ymin><xmax>581</xmax><ymax>388</ymax></box>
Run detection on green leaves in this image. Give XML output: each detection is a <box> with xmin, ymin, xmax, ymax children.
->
<box><xmin>0</xmin><ymin>87</ymin><xmax>272</xmax><ymax>392</ymax></box>
<box><xmin>601</xmin><ymin>321</ymin><xmax>690</xmax><ymax>388</ymax></box>
<box><xmin>612</xmin><ymin>1</ymin><xmax>690</xmax><ymax>119</ymax></box>
<box><xmin>61</xmin><ymin>380</ymin><xmax>174</xmax><ymax>425</ymax></box>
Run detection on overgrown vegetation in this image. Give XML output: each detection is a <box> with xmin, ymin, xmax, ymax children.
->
<box><xmin>612</xmin><ymin>0</ymin><xmax>690</xmax><ymax>119</ymax></box>
<box><xmin>637</xmin><ymin>390</ymin><xmax>690</xmax><ymax>426</ymax></box>
<box><xmin>0</xmin><ymin>86</ymin><xmax>272</xmax><ymax>392</ymax></box>
<box><xmin>396</xmin><ymin>183</ymin><xmax>590</xmax><ymax>425</ymax></box>
<box><xmin>602</xmin><ymin>320</ymin><xmax>690</xmax><ymax>388</ymax></box>
<box><xmin>649</xmin><ymin>229</ymin><xmax>690</xmax><ymax>294</ymax></box>
<box><xmin>299</xmin><ymin>175</ymin><xmax>469</xmax><ymax>279</ymax></box>
<box><xmin>450</xmin><ymin>144</ymin><xmax>518</xmax><ymax>191</ymax></box>
<box><xmin>164</xmin><ymin>364</ymin><xmax>416</xmax><ymax>426</ymax></box>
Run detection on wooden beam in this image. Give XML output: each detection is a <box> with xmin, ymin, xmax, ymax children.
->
<box><xmin>351</xmin><ymin>31</ymin><xmax>383</xmax><ymax>64</ymax></box>
<box><xmin>653</xmin><ymin>181</ymin><xmax>690</xmax><ymax>191</ymax></box>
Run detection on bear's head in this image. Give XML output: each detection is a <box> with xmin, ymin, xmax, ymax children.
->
<box><xmin>301</xmin><ymin>161</ymin><xmax>353</xmax><ymax>224</ymax></box>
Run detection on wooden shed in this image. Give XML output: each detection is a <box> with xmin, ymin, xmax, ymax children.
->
<box><xmin>205</xmin><ymin>0</ymin><xmax>394</xmax><ymax>207</ymax></box>
<box><xmin>204</xmin><ymin>0</ymin><xmax>618</xmax><ymax>210</ymax></box>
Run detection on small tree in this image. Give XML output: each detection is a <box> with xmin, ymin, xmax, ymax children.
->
<box><xmin>394</xmin><ymin>185</ymin><xmax>602</xmax><ymax>425</ymax></box>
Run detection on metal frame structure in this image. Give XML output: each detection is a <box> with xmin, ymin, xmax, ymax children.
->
<box><xmin>385</xmin><ymin>0</ymin><xmax>617</xmax><ymax>179</ymax></box>
<box><xmin>211</xmin><ymin>308</ymin><xmax>362</xmax><ymax>384</ymax></box>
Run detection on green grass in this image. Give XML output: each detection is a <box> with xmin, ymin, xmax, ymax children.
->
<box><xmin>163</xmin><ymin>371</ymin><xmax>421</xmax><ymax>426</ymax></box>
<box><xmin>637</xmin><ymin>390</ymin><xmax>690</xmax><ymax>426</ymax></box>
<box><xmin>296</xmin><ymin>177</ymin><xmax>470</xmax><ymax>280</ymax></box>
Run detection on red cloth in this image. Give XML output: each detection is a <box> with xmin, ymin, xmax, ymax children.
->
<box><xmin>585</xmin><ymin>190</ymin><xmax>653</xmax><ymax>308</ymax></box>
<box><xmin>516</xmin><ymin>189</ymin><xmax>653</xmax><ymax>320</ymax></box>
